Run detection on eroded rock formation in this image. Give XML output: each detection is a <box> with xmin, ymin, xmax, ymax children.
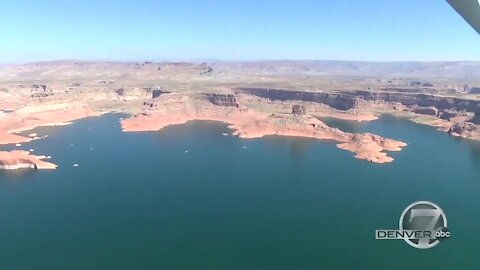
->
<box><xmin>439</xmin><ymin>110</ymin><xmax>457</xmax><ymax>120</ymax></box>
<box><xmin>448</xmin><ymin>122</ymin><xmax>479</xmax><ymax>140</ymax></box>
<box><xmin>292</xmin><ymin>105</ymin><xmax>306</xmax><ymax>115</ymax></box>
<box><xmin>30</xmin><ymin>84</ymin><xmax>53</xmax><ymax>98</ymax></box>
<box><xmin>151</xmin><ymin>89</ymin><xmax>170</xmax><ymax>99</ymax></box>
<box><xmin>412</xmin><ymin>106</ymin><xmax>439</xmax><ymax>116</ymax></box>
<box><xmin>115</xmin><ymin>88</ymin><xmax>125</xmax><ymax>96</ymax></box>
<box><xmin>205</xmin><ymin>94</ymin><xmax>239</xmax><ymax>107</ymax></box>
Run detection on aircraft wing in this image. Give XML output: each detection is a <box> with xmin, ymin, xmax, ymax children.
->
<box><xmin>447</xmin><ymin>0</ymin><xmax>480</xmax><ymax>34</ymax></box>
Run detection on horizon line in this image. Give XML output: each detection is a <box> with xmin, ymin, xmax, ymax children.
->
<box><xmin>3</xmin><ymin>58</ymin><xmax>480</xmax><ymax>65</ymax></box>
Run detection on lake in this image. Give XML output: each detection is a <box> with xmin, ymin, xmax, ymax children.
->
<box><xmin>1</xmin><ymin>114</ymin><xmax>479</xmax><ymax>269</ymax></box>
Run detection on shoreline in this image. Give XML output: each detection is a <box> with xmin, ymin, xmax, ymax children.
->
<box><xmin>121</xmin><ymin>95</ymin><xmax>407</xmax><ymax>164</ymax></box>
<box><xmin>0</xmin><ymin>104</ymin><xmax>102</xmax><ymax>169</ymax></box>
<box><xmin>123</xmin><ymin>115</ymin><xmax>406</xmax><ymax>164</ymax></box>
<box><xmin>7</xmin><ymin>95</ymin><xmax>478</xmax><ymax>169</ymax></box>
<box><xmin>8</xmin><ymin>96</ymin><xmax>479</xmax><ymax>169</ymax></box>
<box><xmin>0</xmin><ymin>60</ymin><xmax>478</xmax><ymax>170</ymax></box>
<box><xmin>0</xmin><ymin>105</ymin><xmax>101</xmax><ymax>145</ymax></box>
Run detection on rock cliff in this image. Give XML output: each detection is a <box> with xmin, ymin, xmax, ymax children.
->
<box><xmin>238</xmin><ymin>87</ymin><xmax>480</xmax><ymax>115</ymax></box>
<box><xmin>412</xmin><ymin>106</ymin><xmax>439</xmax><ymax>116</ymax></box>
<box><xmin>205</xmin><ymin>94</ymin><xmax>239</xmax><ymax>107</ymax></box>
<box><xmin>237</xmin><ymin>88</ymin><xmax>358</xmax><ymax>111</ymax></box>
<box><xmin>439</xmin><ymin>110</ymin><xmax>457</xmax><ymax>120</ymax></box>
<box><xmin>352</xmin><ymin>90</ymin><xmax>480</xmax><ymax>112</ymax></box>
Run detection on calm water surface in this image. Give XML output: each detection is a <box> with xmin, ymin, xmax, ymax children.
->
<box><xmin>1</xmin><ymin>114</ymin><xmax>479</xmax><ymax>269</ymax></box>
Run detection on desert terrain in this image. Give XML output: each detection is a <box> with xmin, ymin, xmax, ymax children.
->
<box><xmin>0</xmin><ymin>60</ymin><xmax>479</xmax><ymax>169</ymax></box>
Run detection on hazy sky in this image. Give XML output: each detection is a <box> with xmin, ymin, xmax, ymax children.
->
<box><xmin>1</xmin><ymin>0</ymin><xmax>479</xmax><ymax>63</ymax></box>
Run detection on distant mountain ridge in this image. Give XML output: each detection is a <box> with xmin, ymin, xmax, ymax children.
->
<box><xmin>2</xmin><ymin>60</ymin><xmax>480</xmax><ymax>79</ymax></box>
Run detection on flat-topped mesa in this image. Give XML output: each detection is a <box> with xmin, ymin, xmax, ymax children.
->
<box><xmin>0</xmin><ymin>150</ymin><xmax>57</xmax><ymax>170</ymax></box>
<box><xmin>237</xmin><ymin>88</ymin><xmax>358</xmax><ymax>111</ymax></box>
<box><xmin>205</xmin><ymin>93</ymin><xmax>239</xmax><ymax>107</ymax></box>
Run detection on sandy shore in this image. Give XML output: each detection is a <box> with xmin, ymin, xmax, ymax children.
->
<box><xmin>0</xmin><ymin>103</ymin><xmax>100</xmax><ymax>145</ymax></box>
<box><xmin>122</xmin><ymin>94</ymin><xmax>406</xmax><ymax>163</ymax></box>
<box><xmin>0</xmin><ymin>103</ymin><xmax>100</xmax><ymax>170</ymax></box>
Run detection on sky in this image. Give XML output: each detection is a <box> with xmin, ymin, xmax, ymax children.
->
<box><xmin>0</xmin><ymin>0</ymin><xmax>479</xmax><ymax>63</ymax></box>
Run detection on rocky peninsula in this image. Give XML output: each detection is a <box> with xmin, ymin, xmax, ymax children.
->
<box><xmin>122</xmin><ymin>93</ymin><xmax>406</xmax><ymax>163</ymax></box>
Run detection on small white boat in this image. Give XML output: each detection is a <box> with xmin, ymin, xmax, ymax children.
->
<box><xmin>73</xmin><ymin>164</ymin><xmax>79</xmax><ymax>167</ymax></box>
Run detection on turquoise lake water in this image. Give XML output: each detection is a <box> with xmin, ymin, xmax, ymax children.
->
<box><xmin>1</xmin><ymin>114</ymin><xmax>479</xmax><ymax>269</ymax></box>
